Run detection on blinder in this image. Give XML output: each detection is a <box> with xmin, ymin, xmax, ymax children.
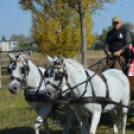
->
<box><xmin>44</xmin><ymin>69</ymin><xmax>67</xmax><ymax>81</ymax></box>
<box><xmin>7</xmin><ymin>62</ymin><xmax>17</xmax><ymax>74</ymax></box>
<box><xmin>7</xmin><ymin>62</ymin><xmax>29</xmax><ymax>75</ymax></box>
<box><xmin>44</xmin><ymin>69</ymin><xmax>53</xmax><ymax>78</ymax></box>
<box><xmin>21</xmin><ymin>65</ymin><xmax>30</xmax><ymax>74</ymax></box>
<box><xmin>55</xmin><ymin>71</ymin><xmax>64</xmax><ymax>81</ymax></box>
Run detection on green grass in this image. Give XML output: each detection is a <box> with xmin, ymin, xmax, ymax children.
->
<box><xmin>1</xmin><ymin>51</ymin><xmax>134</xmax><ymax>134</ymax></box>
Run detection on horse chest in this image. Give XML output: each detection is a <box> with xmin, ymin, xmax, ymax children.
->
<box><xmin>28</xmin><ymin>102</ymin><xmax>50</xmax><ymax>113</ymax></box>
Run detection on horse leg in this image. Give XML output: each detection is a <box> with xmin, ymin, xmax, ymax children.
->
<box><xmin>121</xmin><ymin>107</ymin><xmax>127</xmax><ymax>134</ymax></box>
<box><xmin>75</xmin><ymin>113</ymin><xmax>89</xmax><ymax>134</ymax></box>
<box><xmin>89</xmin><ymin>111</ymin><xmax>101</xmax><ymax>134</ymax></box>
<box><xmin>33</xmin><ymin>107</ymin><xmax>51</xmax><ymax>134</ymax></box>
<box><xmin>43</xmin><ymin>118</ymin><xmax>50</xmax><ymax>134</ymax></box>
<box><xmin>62</xmin><ymin>104</ymin><xmax>74</xmax><ymax>134</ymax></box>
<box><xmin>109</xmin><ymin>109</ymin><xmax>118</xmax><ymax>134</ymax></box>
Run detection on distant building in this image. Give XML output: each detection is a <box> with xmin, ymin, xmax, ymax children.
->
<box><xmin>0</xmin><ymin>37</ymin><xmax>17</xmax><ymax>51</ymax></box>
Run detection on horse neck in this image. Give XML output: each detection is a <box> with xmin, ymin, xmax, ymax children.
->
<box><xmin>25</xmin><ymin>61</ymin><xmax>42</xmax><ymax>87</ymax></box>
<box><xmin>68</xmin><ymin>69</ymin><xmax>102</xmax><ymax>97</ymax></box>
<box><xmin>67</xmin><ymin>68</ymin><xmax>91</xmax><ymax>97</ymax></box>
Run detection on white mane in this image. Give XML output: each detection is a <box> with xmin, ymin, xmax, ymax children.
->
<box><xmin>64</xmin><ymin>58</ymin><xmax>84</xmax><ymax>69</ymax></box>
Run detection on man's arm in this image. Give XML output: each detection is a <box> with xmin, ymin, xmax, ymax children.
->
<box><xmin>121</xmin><ymin>31</ymin><xmax>132</xmax><ymax>51</ymax></box>
<box><xmin>114</xmin><ymin>31</ymin><xmax>132</xmax><ymax>56</ymax></box>
<box><xmin>104</xmin><ymin>33</ymin><xmax>112</xmax><ymax>56</ymax></box>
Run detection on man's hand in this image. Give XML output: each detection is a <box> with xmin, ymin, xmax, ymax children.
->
<box><xmin>113</xmin><ymin>50</ymin><xmax>123</xmax><ymax>57</ymax></box>
<box><xmin>107</xmin><ymin>51</ymin><xmax>112</xmax><ymax>56</ymax></box>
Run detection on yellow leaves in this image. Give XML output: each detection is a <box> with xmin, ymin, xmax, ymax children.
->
<box><xmin>30</xmin><ymin>0</ymin><xmax>95</xmax><ymax>57</ymax></box>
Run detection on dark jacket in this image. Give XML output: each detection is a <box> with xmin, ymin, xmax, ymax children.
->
<box><xmin>105</xmin><ymin>27</ymin><xmax>127</xmax><ymax>52</ymax></box>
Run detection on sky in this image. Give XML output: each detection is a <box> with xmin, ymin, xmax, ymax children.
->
<box><xmin>92</xmin><ymin>0</ymin><xmax>134</xmax><ymax>35</ymax></box>
<box><xmin>0</xmin><ymin>0</ymin><xmax>133</xmax><ymax>40</ymax></box>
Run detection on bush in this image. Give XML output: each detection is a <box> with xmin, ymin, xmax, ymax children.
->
<box><xmin>12</xmin><ymin>44</ymin><xmax>40</xmax><ymax>52</ymax></box>
<box><xmin>93</xmin><ymin>40</ymin><xmax>103</xmax><ymax>50</ymax></box>
<box><xmin>12</xmin><ymin>46</ymin><xmax>28</xmax><ymax>51</ymax></box>
<box><xmin>30</xmin><ymin>44</ymin><xmax>40</xmax><ymax>52</ymax></box>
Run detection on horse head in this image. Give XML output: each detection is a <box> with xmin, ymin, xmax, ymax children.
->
<box><xmin>7</xmin><ymin>52</ymin><xmax>32</xmax><ymax>94</ymax></box>
<box><xmin>44</xmin><ymin>56</ymin><xmax>83</xmax><ymax>99</ymax></box>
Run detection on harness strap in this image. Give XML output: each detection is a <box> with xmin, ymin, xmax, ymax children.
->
<box><xmin>35</xmin><ymin>69</ymin><xmax>45</xmax><ymax>95</ymax></box>
<box><xmin>101</xmin><ymin>73</ymin><xmax>109</xmax><ymax>98</ymax></box>
<box><xmin>25</xmin><ymin>69</ymin><xmax>45</xmax><ymax>98</ymax></box>
<box><xmin>11</xmin><ymin>76</ymin><xmax>24</xmax><ymax>83</ymax></box>
<box><xmin>85</xmin><ymin>70</ymin><xmax>96</xmax><ymax>98</ymax></box>
<box><xmin>62</xmin><ymin>70</ymin><xmax>100</xmax><ymax>94</ymax></box>
<box><xmin>68</xmin><ymin>96</ymin><xmax>134</xmax><ymax>109</ymax></box>
<box><xmin>25</xmin><ymin>95</ymin><xmax>50</xmax><ymax>102</ymax></box>
<box><xmin>69</xmin><ymin>96</ymin><xmax>111</xmax><ymax>104</ymax></box>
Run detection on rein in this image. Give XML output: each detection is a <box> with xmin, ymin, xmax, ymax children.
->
<box><xmin>46</xmin><ymin>62</ymin><xmax>134</xmax><ymax>109</ymax></box>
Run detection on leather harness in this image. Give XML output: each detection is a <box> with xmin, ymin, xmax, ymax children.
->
<box><xmin>8</xmin><ymin>59</ymin><xmax>134</xmax><ymax>109</ymax></box>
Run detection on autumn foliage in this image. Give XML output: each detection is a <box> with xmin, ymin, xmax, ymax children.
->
<box><xmin>19</xmin><ymin>0</ymin><xmax>95</xmax><ymax>57</ymax></box>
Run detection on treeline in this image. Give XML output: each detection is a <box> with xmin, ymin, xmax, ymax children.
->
<box><xmin>92</xmin><ymin>22</ymin><xmax>134</xmax><ymax>50</ymax></box>
<box><xmin>11</xmin><ymin>21</ymin><xmax>134</xmax><ymax>52</ymax></box>
<box><xmin>11</xmin><ymin>34</ymin><xmax>40</xmax><ymax>52</ymax></box>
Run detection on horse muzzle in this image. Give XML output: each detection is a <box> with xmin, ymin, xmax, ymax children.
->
<box><xmin>45</xmin><ymin>90</ymin><xmax>52</xmax><ymax>98</ymax></box>
<box><xmin>8</xmin><ymin>83</ymin><xmax>21</xmax><ymax>94</ymax></box>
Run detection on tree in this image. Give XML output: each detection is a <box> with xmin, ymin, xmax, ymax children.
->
<box><xmin>2</xmin><ymin>35</ymin><xmax>6</xmax><ymax>41</ymax></box>
<box><xmin>18</xmin><ymin>0</ymin><xmax>118</xmax><ymax>68</ymax></box>
<box><xmin>64</xmin><ymin>0</ymin><xmax>118</xmax><ymax>67</ymax></box>
<box><xmin>93</xmin><ymin>40</ymin><xmax>103</xmax><ymax>50</ymax></box>
<box><xmin>100</xmin><ymin>26</ymin><xmax>112</xmax><ymax>43</ymax></box>
<box><xmin>19</xmin><ymin>0</ymin><xmax>95</xmax><ymax>58</ymax></box>
<box><xmin>122</xmin><ymin>22</ymin><xmax>134</xmax><ymax>32</ymax></box>
<box><xmin>12</xmin><ymin>34</ymin><xmax>26</xmax><ymax>44</ymax></box>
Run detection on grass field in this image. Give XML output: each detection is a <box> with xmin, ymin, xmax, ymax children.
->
<box><xmin>0</xmin><ymin>51</ymin><xmax>134</xmax><ymax>134</ymax></box>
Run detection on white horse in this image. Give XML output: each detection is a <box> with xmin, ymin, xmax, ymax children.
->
<box><xmin>44</xmin><ymin>57</ymin><xmax>130</xmax><ymax>134</ymax></box>
<box><xmin>7</xmin><ymin>53</ymin><xmax>73</xmax><ymax>134</ymax></box>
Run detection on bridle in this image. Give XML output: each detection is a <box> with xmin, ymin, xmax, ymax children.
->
<box><xmin>44</xmin><ymin>64</ymin><xmax>68</xmax><ymax>96</ymax></box>
<box><xmin>7</xmin><ymin>60</ymin><xmax>30</xmax><ymax>87</ymax></box>
<box><xmin>44</xmin><ymin>63</ymin><xmax>102</xmax><ymax>99</ymax></box>
<box><xmin>7</xmin><ymin>59</ymin><xmax>47</xmax><ymax>97</ymax></box>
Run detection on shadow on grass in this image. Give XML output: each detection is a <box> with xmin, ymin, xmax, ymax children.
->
<box><xmin>49</xmin><ymin>111</ymin><xmax>113</xmax><ymax>134</ymax></box>
<box><xmin>0</xmin><ymin>127</ymin><xmax>63</xmax><ymax>134</ymax></box>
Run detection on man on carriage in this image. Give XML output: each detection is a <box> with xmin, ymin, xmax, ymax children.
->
<box><xmin>103</xmin><ymin>16</ymin><xmax>132</xmax><ymax>73</ymax></box>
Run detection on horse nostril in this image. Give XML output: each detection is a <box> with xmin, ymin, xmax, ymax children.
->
<box><xmin>46</xmin><ymin>91</ymin><xmax>51</xmax><ymax>97</ymax></box>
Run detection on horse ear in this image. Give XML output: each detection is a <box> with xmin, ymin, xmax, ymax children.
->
<box><xmin>7</xmin><ymin>52</ymin><xmax>15</xmax><ymax>60</ymax></box>
<box><xmin>47</xmin><ymin>55</ymin><xmax>54</xmax><ymax>64</ymax></box>
<box><xmin>54</xmin><ymin>55</ymin><xmax>58</xmax><ymax>60</ymax></box>
<box><xmin>15</xmin><ymin>52</ymin><xmax>20</xmax><ymax>59</ymax></box>
<box><xmin>57</xmin><ymin>57</ymin><xmax>64</xmax><ymax>65</ymax></box>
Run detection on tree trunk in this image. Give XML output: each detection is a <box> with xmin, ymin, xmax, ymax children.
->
<box><xmin>79</xmin><ymin>1</ymin><xmax>87</xmax><ymax>68</ymax></box>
